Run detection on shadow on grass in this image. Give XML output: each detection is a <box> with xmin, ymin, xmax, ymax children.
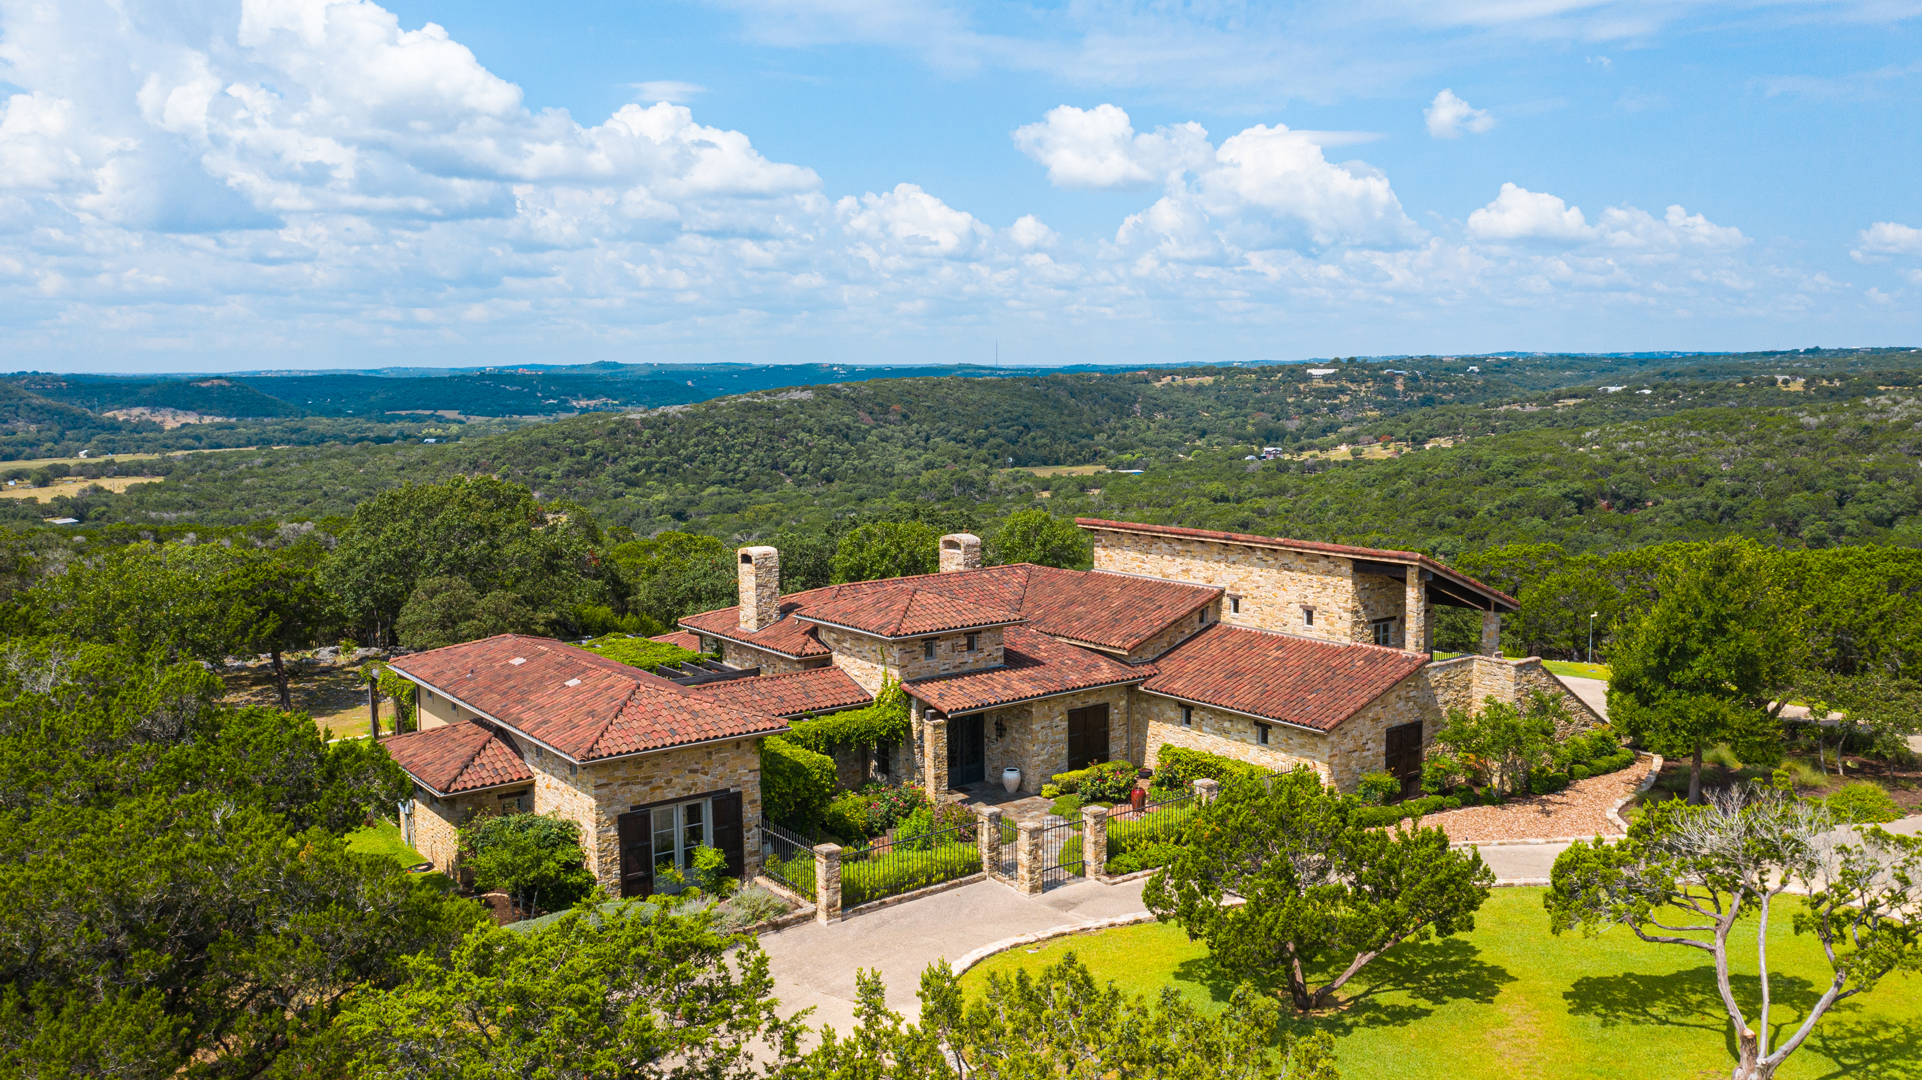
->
<box><xmin>1566</xmin><ymin>966</ymin><xmax>1851</xmax><ymax>1070</ymax></box>
<box><xmin>1803</xmin><ymin>1012</ymin><xmax>1922</xmax><ymax>1080</ymax></box>
<box><xmin>1173</xmin><ymin>936</ymin><xmax>1516</xmax><ymax>1035</ymax></box>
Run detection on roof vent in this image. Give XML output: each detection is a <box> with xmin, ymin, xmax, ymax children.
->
<box><xmin>564</xmin><ymin>678</ymin><xmax>582</xmax><ymax>687</ymax></box>
<box><xmin>509</xmin><ymin>657</ymin><xmax>527</xmax><ymax>666</ymax></box>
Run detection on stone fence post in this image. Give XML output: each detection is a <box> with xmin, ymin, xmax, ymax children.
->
<box><xmin>1193</xmin><ymin>778</ymin><xmax>1221</xmax><ymax>804</ymax></box>
<box><xmin>813</xmin><ymin>842</ymin><xmax>842</xmax><ymax>923</ymax></box>
<box><xmin>1081</xmin><ymin>805</ymin><xmax>1108</xmax><ymax>879</ymax></box>
<box><xmin>977</xmin><ymin>808</ymin><xmax>1004</xmax><ymax>879</ymax></box>
<box><xmin>1014</xmin><ymin>821</ymin><xmax>1045</xmax><ymax>895</ymax></box>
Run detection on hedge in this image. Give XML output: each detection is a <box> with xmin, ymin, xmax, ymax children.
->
<box><xmin>841</xmin><ymin>840</ymin><xmax>982</xmax><ymax>906</ymax></box>
<box><xmin>761</xmin><ymin>736</ymin><xmax>836</xmax><ymax>826</ymax></box>
<box><xmin>1149</xmin><ymin>745</ymin><xmax>1267</xmax><ymax>792</ymax></box>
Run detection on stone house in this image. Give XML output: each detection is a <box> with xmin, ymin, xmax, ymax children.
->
<box><xmin>380</xmin><ymin>634</ymin><xmax>788</xmax><ymax>897</ymax></box>
<box><xmin>678</xmin><ymin>517</ymin><xmax>1601</xmax><ymax>801</ymax></box>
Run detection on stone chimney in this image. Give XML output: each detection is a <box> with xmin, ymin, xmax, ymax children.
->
<box><xmin>737</xmin><ymin>546</ymin><xmax>779</xmax><ymax>632</ymax></box>
<box><xmin>939</xmin><ymin>533</ymin><xmax>982</xmax><ymax>573</ymax></box>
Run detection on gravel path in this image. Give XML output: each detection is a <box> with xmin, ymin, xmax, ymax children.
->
<box><xmin>1423</xmin><ymin>755</ymin><xmax>1653</xmax><ymax>844</ymax></box>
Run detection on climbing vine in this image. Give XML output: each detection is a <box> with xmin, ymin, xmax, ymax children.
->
<box><xmin>783</xmin><ymin>679</ymin><xmax>910</xmax><ymax>753</ymax></box>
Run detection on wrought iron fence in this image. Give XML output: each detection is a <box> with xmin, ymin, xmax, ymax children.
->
<box><xmin>842</xmin><ymin>818</ymin><xmax>982</xmax><ymax>907</ymax></box>
<box><xmin>1036</xmin><ymin>816</ymin><xmax>1083</xmax><ymax>889</ymax></box>
<box><xmin>761</xmin><ymin>818</ymin><xmax>817</xmax><ymax>901</ymax></box>
<box><xmin>993</xmin><ymin>816</ymin><xmax>1017</xmax><ymax>878</ymax></box>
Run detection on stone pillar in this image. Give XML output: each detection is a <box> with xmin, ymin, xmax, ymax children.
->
<box><xmin>922</xmin><ymin>714</ymin><xmax>949</xmax><ymax>800</ymax></box>
<box><xmin>939</xmin><ymin>533</ymin><xmax>982</xmax><ymax>573</ymax></box>
<box><xmin>737</xmin><ymin>546</ymin><xmax>780</xmax><ymax>633</ymax></box>
<box><xmin>1014</xmin><ymin>821</ymin><xmax>1045</xmax><ymax>895</ymax></box>
<box><xmin>1479</xmin><ymin>611</ymin><xmax>1501</xmax><ymax>657</ymax></box>
<box><xmin>1081</xmin><ymin>805</ymin><xmax>1108</xmax><ymax>879</ymax></box>
<box><xmin>977</xmin><ymin>807</ymin><xmax>1004</xmax><ymax>879</ymax></box>
<box><xmin>813</xmin><ymin>843</ymin><xmax>842</xmax><ymax>923</ymax></box>
<box><xmin>1193</xmin><ymin>777</ymin><xmax>1221</xmax><ymax>804</ymax></box>
<box><xmin>1404</xmin><ymin>574</ymin><xmax>1429</xmax><ymax>655</ymax></box>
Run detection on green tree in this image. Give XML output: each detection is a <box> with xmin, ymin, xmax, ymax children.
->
<box><xmin>460</xmin><ymin>812</ymin><xmax>598</xmax><ymax>915</ymax></box>
<box><xmin>320</xmin><ymin>475</ymin><xmax>607</xmax><ymax>646</ymax></box>
<box><xmin>228</xmin><ymin>555</ymin><xmax>335</xmax><ymax>709</ymax></box>
<box><xmin>990</xmin><ymin>509</ymin><xmax>1091</xmax><ymax>569</ymax></box>
<box><xmin>1428</xmin><ymin>691</ymin><xmax>1569</xmax><ymax>797</ymax></box>
<box><xmin>16</xmin><ymin>543</ymin><xmax>274</xmax><ymax>664</ymax></box>
<box><xmin>831</xmin><ymin>521</ymin><xmax>938</xmax><ymax>583</ymax></box>
<box><xmin>1546</xmin><ymin>785</ymin><xmax>1922</xmax><ymax>1080</ymax></box>
<box><xmin>0</xmin><ymin>638</ymin><xmax>478</xmax><ymax>1078</ymax></box>
<box><xmin>1142</xmin><ymin>767</ymin><xmax>1494</xmax><ymax>1011</ymax></box>
<box><xmin>393</xmin><ymin>574</ymin><xmax>537</xmax><ymax>649</ymax></box>
<box><xmin>607</xmin><ymin>530</ymin><xmax>737</xmax><ymax>628</ymax></box>
<box><xmin>1608</xmin><ymin>539</ymin><xmax>1798</xmax><ymax>803</ymax></box>
<box><xmin>330</xmin><ymin>904</ymin><xmax>804</xmax><ymax>1080</ymax></box>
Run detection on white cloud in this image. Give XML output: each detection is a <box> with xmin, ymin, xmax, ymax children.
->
<box><xmin>1008</xmin><ymin>214</ymin><xmax>1057</xmax><ymax>249</ymax></box>
<box><xmin>1425</xmin><ymin>89</ymin><xmax>1495</xmax><ymax>139</ymax></box>
<box><xmin>632</xmin><ymin>81</ymin><xmax>707</xmax><ymax>103</ymax></box>
<box><xmin>1855</xmin><ymin>221</ymin><xmax>1922</xmax><ymax>258</ymax></box>
<box><xmin>1468</xmin><ymin>184</ymin><xmax>1592</xmax><ymax>241</ymax></box>
<box><xmin>1012</xmin><ymin>105</ymin><xmax>1210</xmax><ymax>189</ymax></box>
<box><xmin>837</xmin><ymin>183</ymin><xmax>990</xmax><ymax>260</ymax></box>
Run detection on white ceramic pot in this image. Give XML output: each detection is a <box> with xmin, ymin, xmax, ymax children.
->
<box><xmin>1001</xmin><ymin>767</ymin><xmax>1022</xmax><ymax>793</ymax></box>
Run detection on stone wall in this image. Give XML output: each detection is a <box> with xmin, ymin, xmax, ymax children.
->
<box><xmin>410</xmin><ymin>787</ymin><xmax>463</xmax><ymax>871</ymax></box>
<box><xmin>1353</xmin><ymin>572</ymin><xmax>1405</xmax><ymax>645</ymax></box>
<box><xmin>1138</xmin><ymin>692</ymin><xmax>1330</xmax><ymax>781</ymax></box>
<box><xmin>1089</xmin><ymin>531</ymin><xmax>1369</xmax><ymax>645</ymax></box>
<box><xmin>1325</xmin><ymin>674</ymin><xmax>1440</xmax><ymax>792</ymax></box>
<box><xmin>574</xmin><ymin>738</ymin><xmax>766</xmax><ymax>890</ymax></box>
<box><xmin>1123</xmin><ymin>599</ymin><xmax>1221</xmax><ymax>661</ymax></box>
<box><xmin>712</xmin><ymin>637</ymin><xmax>821</xmax><ymax>676</ymax></box>
<box><xmin>820</xmin><ymin>624</ymin><xmax>1005</xmax><ymax>695</ymax></box>
<box><xmin>1513</xmin><ymin>660</ymin><xmax>1606</xmax><ymax>734</ymax></box>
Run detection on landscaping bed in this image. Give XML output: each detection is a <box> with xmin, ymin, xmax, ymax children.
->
<box><xmin>960</xmin><ymin>887</ymin><xmax>1922</xmax><ymax>1080</ymax></box>
<box><xmin>1627</xmin><ymin>751</ymin><xmax>1922</xmax><ymax>820</ymax></box>
<box><xmin>1423</xmin><ymin>757</ymin><xmax>1650</xmax><ymax>843</ymax></box>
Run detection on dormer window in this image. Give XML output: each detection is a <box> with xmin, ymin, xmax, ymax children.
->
<box><xmin>965</xmin><ymin>633</ymin><xmax>979</xmax><ymax>652</ymax></box>
<box><xmin>923</xmin><ymin>639</ymin><xmax>936</xmax><ymax>660</ymax></box>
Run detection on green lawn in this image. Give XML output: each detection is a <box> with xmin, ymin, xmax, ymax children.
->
<box><xmin>1541</xmin><ymin>659</ymin><xmax>1611</xmax><ymax>681</ymax></box>
<box><xmin>960</xmin><ymin>888</ymin><xmax>1920</xmax><ymax>1080</ymax></box>
<box><xmin>346</xmin><ymin>820</ymin><xmax>428</xmax><ymax>868</ymax></box>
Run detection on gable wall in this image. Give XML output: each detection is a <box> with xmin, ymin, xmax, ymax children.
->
<box><xmin>1089</xmin><ymin>531</ymin><xmax>1368</xmax><ymax>644</ymax></box>
<box><xmin>1124</xmin><ymin>598</ymin><xmax>1223</xmax><ymax>661</ymax></box>
<box><xmin>1139</xmin><ymin>690</ymin><xmax>1332</xmax><ymax>782</ymax></box>
<box><xmin>818</xmin><ymin>624</ymin><xmax>1005</xmax><ymax>695</ymax></box>
<box><xmin>575</xmin><ymin>738</ymin><xmax>764</xmax><ymax>891</ymax></box>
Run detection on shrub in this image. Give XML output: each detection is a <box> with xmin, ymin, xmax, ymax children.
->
<box><xmin>863</xmin><ymin>783</ymin><xmax>929</xmax><ymax>834</ymax></box>
<box><xmin>1048</xmin><ymin>760</ymin><xmax>1136</xmax><ymax>802</ymax></box>
<box><xmin>823</xmin><ymin>792</ymin><xmax>876</xmax><ymax>843</ymax></box>
<box><xmin>841</xmin><ymin>841</ymin><xmax>982</xmax><ymax>906</ymax></box>
<box><xmin>1354</xmin><ymin>794</ymin><xmax>1461</xmax><ymax>828</ymax></box>
<box><xmin>1825</xmin><ymin>781</ymin><xmax>1903</xmax><ymax>824</ymax></box>
<box><xmin>1107</xmin><ymin>842</ymin><xmax>1184</xmax><ymax>875</ymax></box>
<box><xmin>1528</xmin><ymin>769</ymin><xmax>1571</xmax><ymax>794</ymax></box>
<box><xmin>1051</xmin><ymin>794</ymin><xmax>1084</xmax><ymax>818</ymax></box>
<box><xmin>711</xmin><ymin>884</ymin><xmax>792</xmax><ymax>931</ymax></box>
<box><xmin>1151</xmin><ymin>746</ymin><xmax>1266</xmax><ymax>790</ymax></box>
<box><xmin>932</xmin><ymin>801</ymin><xmax>977</xmax><ymax>831</ymax></box>
<box><xmin>1357</xmin><ymin>772</ymin><xmax>1401</xmax><ymax>806</ymax></box>
<box><xmin>761</xmin><ymin>737</ymin><xmax>836</xmax><ymax>828</ymax></box>
<box><xmin>1421</xmin><ymin>752</ymin><xmax>1465</xmax><ymax>795</ymax></box>
<box><xmin>1108</xmin><ymin>803</ymin><xmax>1196</xmax><ymax>854</ymax></box>
<box><xmin>461</xmin><ymin>812</ymin><xmax>597</xmax><ymax>915</ymax></box>
<box><xmin>1040</xmin><ymin>783</ymin><xmax>1062</xmax><ymax>799</ymax></box>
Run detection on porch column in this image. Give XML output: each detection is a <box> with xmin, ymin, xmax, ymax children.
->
<box><xmin>922</xmin><ymin>714</ymin><xmax>949</xmax><ymax>799</ymax></box>
<box><xmin>813</xmin><ymin>843</ymin><xmax>842</xmax><ymax>923</ymax></box>
<box><xmin>1081</xmin><ymin>805</ymin><xmax>1109</xmax><ymax>879</ymax></box>
<box><xmin>977</xmin><ymin>808</ymin><xmax>1004</xmax><ymax>880</ymax></box>
<box><xmin>1480</xmin><ymin>611</ymin><xmax>1502</xmax><ymax>657</ymax></box>
<box><xmin>1404</xmin><ymin>575</ymin><xmax>1429</xmax><ymax>655</ymax></box>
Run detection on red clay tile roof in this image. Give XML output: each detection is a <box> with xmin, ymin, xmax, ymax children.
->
<box><xmin>905</xmin><ymin>625</ymin><xmax>1149</xmax><ymax>715</ymax></box>
<box><xmin>798</xmin><ymin>586</ymin><xmax>1024</xmax><ymax>637</ymax></box>
<box><xmin>388</xmin><ymin>635</ymin><xmax>787</xmax><ymax>762</ymax></box>
<box><xmin>1140</xmin><ymin>624</ymin><xmax>1428</xmax><ymax>731</ymax></box>
<box><xmin>382</xmin><ymin>719</ymin><xmax>533</xmax><ymax>796</ymax></box>
<box><xmin>681</xmin><ymin>564</ymin><xmax>1217</xmax><ymax>656</ymax></box>
<box><xmin>649</xmin><ymin>630</ymin><xmax>706</xmax><ymax>653</ymax></box>
<box><xmin>688</xmin><ymin>667</ymin><xmax>874</xmax><ymax>718</ymax></box>
<box><xmin>1074</xmin><ymin>517</ymin><xmax>1519</xmax><ymax>611</ymax></box>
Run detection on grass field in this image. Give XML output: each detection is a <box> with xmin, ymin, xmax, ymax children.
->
<box><xmin>1542</xmin><ymin>659</ymin><xmax>1612</xmax><ymax>681</ymax></box>
<box><xmin>960</xmin><ymin>888</ymin><xmax>1920</xmax><ymax>1080</ymax></box>
<box><xmin>346</xmin><ymin>821</ymin><xmax>426</xmax><ymax>868</ymax></box>
<box><xmin>3</xmin><ymin>475</ymin><xmax>162</xmax><ymax>502</ymax></box>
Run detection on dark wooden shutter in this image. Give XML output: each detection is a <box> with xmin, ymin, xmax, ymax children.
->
<box><xmin>617</xmin><ymin>811</ymin><xmax>653</xmax><ymax>898</ymax></box>
<box><xmin>712</xmin><ymin>790</ymin><xmax>745</xmax><ymax>882</ymax></box>
<box><xmin>1385</xmin><ymin>723</ymin><xmax>1424</xmax><ymax>779</ymax></box>
<box><xmin>1066</xmin><ymin>704</ymin><xmax>1111</xmax><ymax>771</ymax></box>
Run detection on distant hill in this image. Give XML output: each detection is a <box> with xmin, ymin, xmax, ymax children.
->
<box><xmin>11</xmin><ymin>375</ymin><xmax>306</xmax><ymax>419</ymax></box>
<box><xmin>233</xmin><ymin>372</ymin><xmax>702</xmax><ymax>418</ymax></box>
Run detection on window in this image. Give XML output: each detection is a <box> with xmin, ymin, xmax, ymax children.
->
<box><xmin>1199</xmin><ymin>608</ymin><xmax>1208</xmax><ymax>625</ymax></box>
<box><xmin>965</xmin><ymin>632</ymin><xmax>979</xmax><ymax>652</ymax></box>
<box><xmin>1180</xmin><ymin>705</ymin><xmax>1194</xmax><ymax>727</ymax></box>
<box><xmin>1230</xmin><ymin>596</ymin><xmax>1241</xmax><ymax>614</ymax></box>
<box><xmin>1372</xmin><ymin>619</ymin><xmax>1395</xmax><ymax>647</ymax></box>
<box><xmin>923</xmin><ymin>639</ymin><xmax>937</xmax><ymax>660</ymax></box>
<box><xmin>1255</xmin><ymin>723</ymin><xmax>1271</xmax><ymax>746</ymax></box>
<box><xmin>650</xmin><ymin>798</ymin><xmax>710</xmax><ymax>892</ymax></box>
<box><xmin>1302</xmin><ymin>606</ymin><xmax>1316</xmax><ymax>627</ymax></box>
<box><xmin>874</xmin><ymin>740</ymin><xmax>893</xmax><ymax>776</ymax></box>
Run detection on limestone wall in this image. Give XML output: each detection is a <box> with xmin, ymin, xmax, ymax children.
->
<box><xmin>712</xmin><ymin>638</ymin><xmax>820</xmax><ymax>676</ymax></box>
<box><xmin>819</xmin><ymin>624</ymin><xmax>1005</xmax><ymax>695</ymax></box>
<box><xmin>1089</xmin><ymin>531</ymin><xmax>1365</xmax><ymax>644</ymax></box>
<box><xmin>1123</xmin><ymin>599</ymin><xmax>1221</xmax><ymax>661</ymax></box>
<box><xmin>1353</xmin><ymin>572</ymin><xmax>1406</xmax><ymax>645</ymax></box>
<box><xmin>575</xmin><ymin>737</ymin><xmax>765</xmax><ymax>891</ymax></box>
<box><xmin>1139</xmin><ymin>692</ymin><xmax>1331</xmax><ymax>782</ymax></box>
<box><xmin>410</xmin><ymin>788</ymin><xmax>463</xmax><ymax>871</ymax></box>
<box><xmin>1326</xmin><ymin>674</ymin><xmax>1439</xmax><ymax>792</ymax></box>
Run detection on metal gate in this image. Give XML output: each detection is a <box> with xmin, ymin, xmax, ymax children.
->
<box><xmin>1036</xmin><ymin>816</ymin><xmax>1083</xmax><ymax>889</ymax></box>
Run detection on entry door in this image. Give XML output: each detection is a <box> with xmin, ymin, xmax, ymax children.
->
<box><xmin>1385</xmin><ymin>722</ymin><xmax>1424</xmax><ymax>798</ymax></box>
<box><xmin>1066</xmin><ymin>703</ymin><xmax>1111</xmax><ymax>772</ymax></box>
<box><xmin>948</xmin><ymin>714</ymin><xmax>985</xmax><ymax>786</ymax></box>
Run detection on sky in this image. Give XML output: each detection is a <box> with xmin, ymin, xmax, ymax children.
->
<box><xmin>1</xmin><ymin>0</ymin><xmax>1919</xmax><ymax>372</ymax></box>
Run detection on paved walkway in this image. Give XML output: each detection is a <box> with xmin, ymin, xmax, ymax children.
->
<box><xmin>1558</xmin><ymin>674</ymin><xmax>1610</xmax><ymax>719</ymax></box>
<box><xmin>760</xmin><ymin>876</ymin><xmax>1147</xmax><ymax>1035</ymax></box>
<box><xmin>1466</xmin><ymin>813</ymin><xmax>1922</xmax><ymax>883</ymax></box>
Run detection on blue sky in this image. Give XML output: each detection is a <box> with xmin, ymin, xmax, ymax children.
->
<box><xmin>1</xmin><ymin>0</ymin><xmax>1918</xmax><ymax>371</ymax></box>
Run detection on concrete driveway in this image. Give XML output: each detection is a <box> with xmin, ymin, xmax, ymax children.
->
<box><xmin>759</xmin><ymin>876</ymin><xmax>1149</xmax><ymax>1036</ymax></box>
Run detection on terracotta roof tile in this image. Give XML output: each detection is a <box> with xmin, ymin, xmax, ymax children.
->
<box><xmin>798</xmin><ymin>586</ymin><xmax>1023</xmax><ymax>637</ymax></box>
<box><xmin>688</xmin><ymin>667</ymin><xmax>874</xmax><ymax>718</ymax></box>
<box><xmin>905</xmin><ymin>625</ymin><xmax>1148</xmax><ymax>715</ymax></box>
<box><xmin>1140</xmin><ymin>624</ymin><xmax>1428</xmax><ymax>731</ymax></box>
<box><xmin>680</xmin><ymin>564</ymin><xmax>1217</xmax><ymax>656</ymax></box>
<box><xmin>382</xmin><ymin>719</ymin><xmax>533</xmax><ymax>795</ymax></box>
<box><xmin>388</xmin><ymin>635</ymin><xmax>786</xmax><ymax>762</ymax></box>
<box><xmin>1075</xmin><ymin>517</ymin><xmax>1519</xmax><ymax>611</ymax></box>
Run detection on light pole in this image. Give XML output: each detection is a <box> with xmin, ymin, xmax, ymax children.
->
<box><xmin>1587</xmin><ymin>611</ymin><xmax>1599</xmax><ymax>665</ymax></box>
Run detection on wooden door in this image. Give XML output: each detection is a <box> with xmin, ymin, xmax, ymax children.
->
<box><xmin>617</xmin><ymin>810</ymin><xmax>653</xmax><ymax>898</ymax></box>
<box><xmin>712</xmin><ymin>790</ymin><xmax>745</xmax><ymax>881</ymax></box>
<box><xmin>1385</xmin><ymin>722</ymin><xmax>1424</xmax><ymax>797</ymax></box>
<box><xmin>947</xmin><ymin>714</ymin><xmax>985</xmax><ymax>786</ymax></box>
<box><xmin>1066</xmin><ymin>703</ymin><xmax>1111</xmax><ymax>771</ymax></box>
